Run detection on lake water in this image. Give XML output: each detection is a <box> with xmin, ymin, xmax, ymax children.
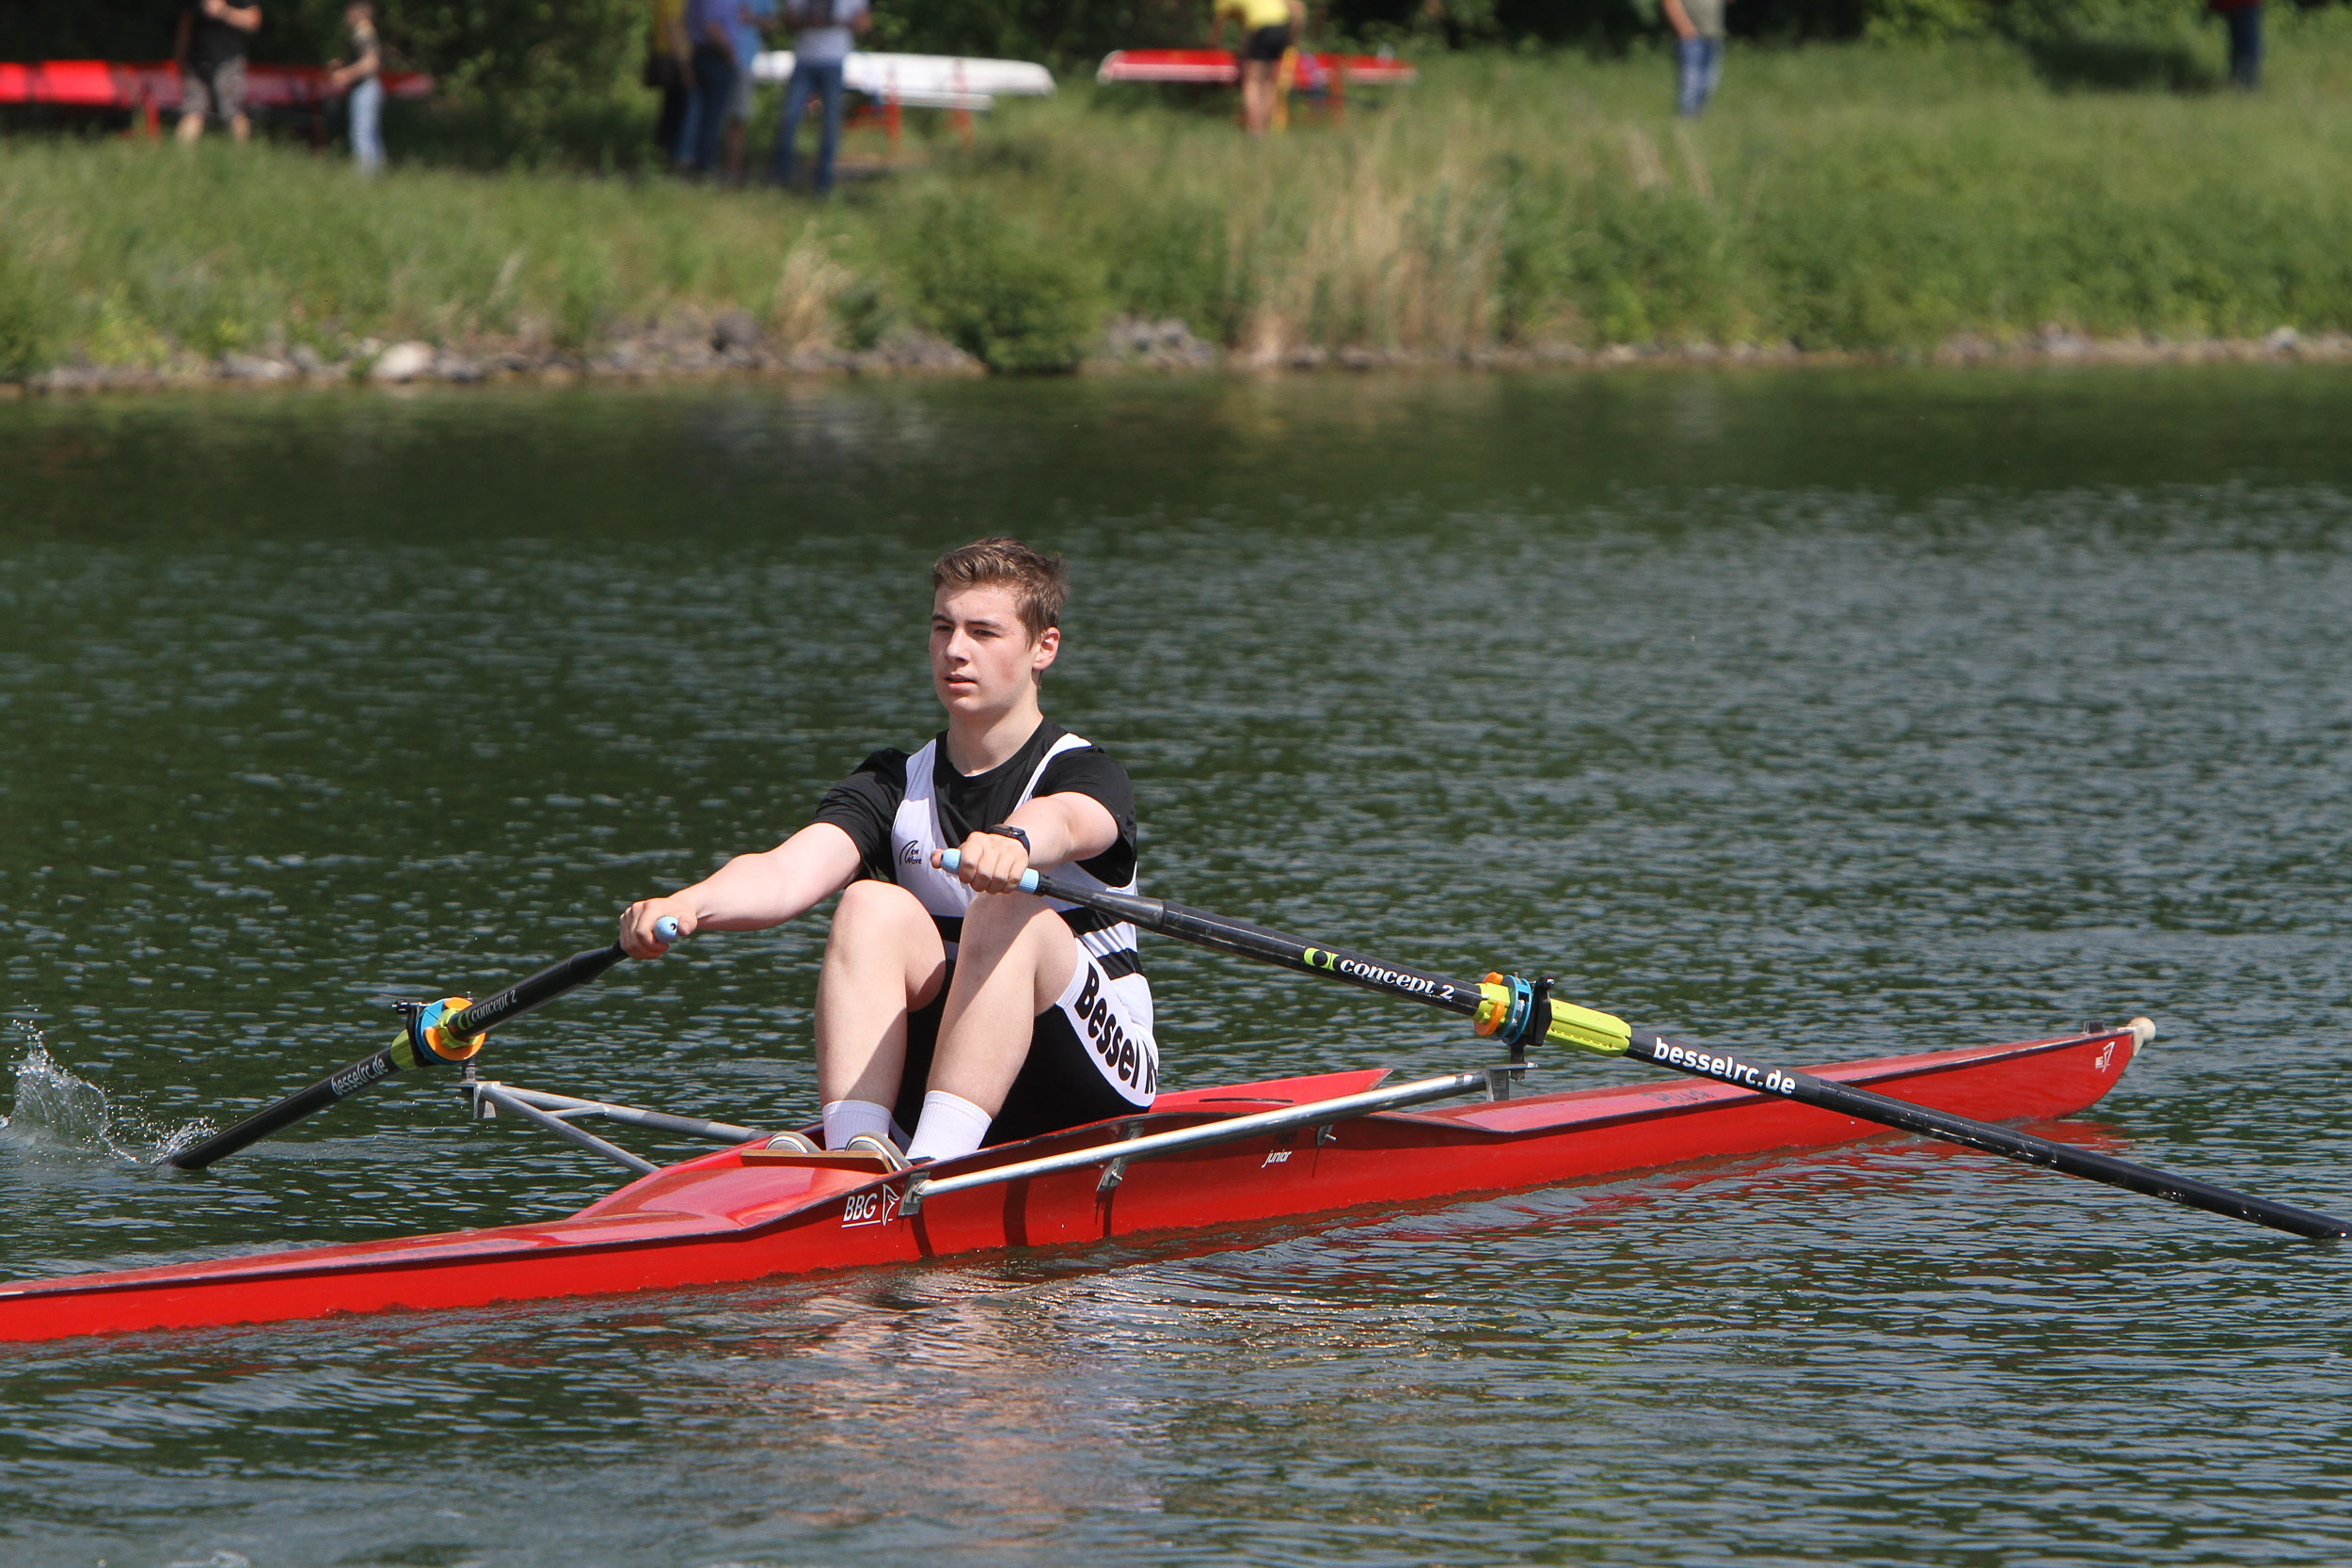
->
<box><xmin>3</xmin><ymin>366</ymin><xmax>2350</xmax><ymax>1568</ymax></box>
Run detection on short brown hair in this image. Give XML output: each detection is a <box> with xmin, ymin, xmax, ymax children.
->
<box><xmin>930</xmin><ymin>537</ymin><xmax>1067</xmax><ymax>639</ymax></box>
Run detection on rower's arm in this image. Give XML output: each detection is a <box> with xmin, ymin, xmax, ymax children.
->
<box><xmin>932</xmin><ymin>791</ymin><xmax>1118</xmax><ymax>895</ymax></box>
<box><xmin>1009</xmin><ymin>791</ymin><xmax>1119</xmax><ymax>868</ymax></box>
<box><xmin>619</xmin><ymin>821</ymin><xmax>864</xmax><ymax>956</ymax></box>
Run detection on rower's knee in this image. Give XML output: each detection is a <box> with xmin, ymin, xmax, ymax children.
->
<box><xmin>825</xmin><ymin>879</ymin><xmax>946</xmax><ymax>995</ymax></box>
<box><xmin>833</xmin><ymin>877</ymin><xmax>930</xmax><ymax>940</ymax></box>
<box><xmin>958</xmin><ymin>891</ymin><xmax>1057</xmax><ymax>949</ymax></box>
<box><xmin>958</xmin><ymin>892</ymin><xmax>1077</xmax><ymax>1008</ymax></box>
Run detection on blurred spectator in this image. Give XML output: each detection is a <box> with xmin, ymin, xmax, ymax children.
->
<box><xmin>680</xmin><ymin>0</ymin><xmax>739</xmax><ymax>176</ymax></box>
<box><xmin>1211</xmin><ymin>0</ymin><xmax>1305</xmax><ymax>136</ymax></box>
<box><xmin>1662</xmin><ymin>0</ymin><xmax>1729</xmax><ymax>118</ymax></box>
<box><xmin>2211</xmin><ymin>0</ymin><xmax>2262</xmax><ymax>88</ymax></box>
<box><xmin>771</xmin><ymin>0</ymin><xmax>870</xmax><ymax>196</ymax></box>
<box><xmin>724</xmin><ymin>0</ymin><xmax>780</xmax><ymax>180</ymax></box>
<box><xmin>176</xmin><ymin>0</ymin><xmax>262</xmax><ymax>146</ymax></box>
<box><xmin>648</xmin><ymin>0</ymin><xmax>694</xmax><ymax>158</ymax></box>
<box><xmin>328</xmin><ymin>0</ymin><xmax>384</xmax><ymax>172</ymax></box>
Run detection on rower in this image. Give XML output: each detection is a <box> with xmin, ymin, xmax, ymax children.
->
<box><xmin>617</xmin><ymin>537</ymin><xmax>1155</xmax><ymax>1164</ymax></box>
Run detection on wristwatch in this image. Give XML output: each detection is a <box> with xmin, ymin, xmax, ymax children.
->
<box><xmin>979</xmin><ymin>824</ymin><xmax>1031</xmax><ymax>853</ymax></box>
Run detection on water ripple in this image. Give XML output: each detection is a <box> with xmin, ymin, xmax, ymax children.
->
<box><xmin>3</xmin><ymin>368</ymin><xmax>2351</xmax><ymax>1568</ymax></box>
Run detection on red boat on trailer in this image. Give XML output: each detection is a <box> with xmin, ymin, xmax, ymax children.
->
<box><xmin>1095</xmin><ymin>48</ymin><xmax>1413</xmax><ymax>122</ymax></box>
<box><xmin>1096</xmin><ymin>49</ymin><xmax>1416</xmax><ymax>87</ymax></box>
<box><xmin>0</xmin><ymin>59</ymin><xmax>432</xmax><ymax>136</ymax></box>
<box><xmin>0</xmin><ymin>1022</ymin><xmax>2147</xmax><ymax>1344</ymax></box>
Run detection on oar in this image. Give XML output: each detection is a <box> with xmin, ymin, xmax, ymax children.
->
<box><xmin>166</xmin><ymin>917</ymin><xmax>681</xmax><ymax>1172</ymax></box>
<box><xmin>942</xmin><ymin>853</ymin><xmax>2352</xmax><ymax>1241</ymax></box>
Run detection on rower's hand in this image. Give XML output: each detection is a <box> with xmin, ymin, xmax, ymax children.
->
<box><xmin>620</xmin><ymin>897</ymin><xmax>695</xmax><ymax>958</ymax></box>
<box><xmin>936</xmin><ymin>833</ymin><xmax>1031</xmax><ymax>895</ymax></box>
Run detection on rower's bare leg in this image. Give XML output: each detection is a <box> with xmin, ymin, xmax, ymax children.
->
<box><xmin>813</xmin><ymin>879</ymin><xmax>946</xmax><ymax>1148</ymax></box>
<box><xmin>908</xmin><ymin>893</ymin><xmax>1077</xmax><ymax>1161</ymax></box>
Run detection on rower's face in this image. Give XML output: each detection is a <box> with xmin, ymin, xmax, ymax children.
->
<box><xmin>930</xmin><ymin>584</ymin><xmax>1057</xmax><ymax>717</ymax></box>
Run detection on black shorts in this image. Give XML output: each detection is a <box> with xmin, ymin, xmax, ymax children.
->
<box><xmin>894</xmin><ymin>959</ymin><xmax>1156</xmax><ymax>1147</ymax></box>
<box><xmin>1244</xmin><ymin>24</ymin><xmax>1292</xmax><ymax>63</ymax></box>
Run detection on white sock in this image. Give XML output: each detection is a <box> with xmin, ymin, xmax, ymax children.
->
<box><xmin>821</xmin><ymin>1099</ymin><xmax>898</xmax><ymax>1151</ymax></box>
<box><xmin>904</xmin><ymin>1090</ymin><xmax>994</xmax><ymax>1164</ymax></box>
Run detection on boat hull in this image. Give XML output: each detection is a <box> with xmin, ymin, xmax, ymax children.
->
<box><xmin>1095</xmin><ymin>49</ymin><xmax>1418</xmax><ymax>87</ymax></box>
<box><xmin>0</xmin><ymin>60</ymin><xmax>434</xmax><ymax>111</ymax></box>
<box><xmin>0</xmin><ymin>1027</ymin><xmax>2140</xmax><ymax>1343</ymax></box>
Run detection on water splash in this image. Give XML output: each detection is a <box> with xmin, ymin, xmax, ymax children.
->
<box><xmin>4</xmin><ymin>1022</ymin><xmax>215</xmax><ymax>1164</ymax></box>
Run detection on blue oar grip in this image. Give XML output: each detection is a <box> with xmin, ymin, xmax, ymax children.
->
<box><xmin>938</xmin><ymin>849</ymin><xmax>1041</xmax><ymax>894</ymax></box>
<box><xmin>654</xmin><ymin>916</ymin><xmax>683</xmax><ymax>944</ymax></box>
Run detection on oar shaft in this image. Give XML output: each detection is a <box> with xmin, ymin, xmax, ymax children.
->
<box><xmin>953</xmin><ymin>863</ymin><xmax>1626</xmax><ymax>1053</ymax></box>
<box><xmin>444</xmin><ymin>943</ymin><xmax>628</xmax><ymax>1037</ymax></box>
<box><xmin>167</xmin><ymin>1044</ymin><xmax>406</xmax><ymax>1171</ymax></box>
<box><xmin>962</xmin><ymin>856</ymin><xmax>2352</xmax><ymax>1241</ymax></box>
<box><xmin>1123</xmin><ymin>893</ymin><xmax>1486</xmax><ymax>1020</ymax></box>
<box><xmin>167</xmin><ymin>918</ymin><xmax>679</xmax><ymax>1172</ymax></box>
<box><xmin>1622</xmin><ymin>1034</ymin><xmax>2352</xmax><ymax>1240</ymax></box>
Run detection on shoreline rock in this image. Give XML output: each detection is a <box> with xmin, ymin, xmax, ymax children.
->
<box><xmin>9</xmin><ymin>326</ymin><xmax>2351</xmax><ymax>399</ymax></box>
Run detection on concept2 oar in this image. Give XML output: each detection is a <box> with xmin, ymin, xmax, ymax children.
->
<box><xmin>940</xmin><ymin>852</ymin><xmax>2352</xmax><ymax>1241</ymax></box>
<box><xmin>166</xmin><ymin>917</ymin><xmax>681</xmax><ymax>1172</ymax></box>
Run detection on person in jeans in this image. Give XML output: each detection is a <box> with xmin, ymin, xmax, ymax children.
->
<box><xmin>772</xmin><ymin>0</ymin><xmax>870</xmax><ymax>196</ymax></box>
<box><xmin>2210</xmin><ymin>0</ymin><xmax>2263</xmax><ymax>88</ymax></box>
<box><xmin>1662</xmin><ymin>0</ymin><xmax>1730</xmax><ymax>118</ymax></box>
<box><xmin>175</xmin><ymin>0</ymin><xmax>262</xmax><ymax>145</ymax></box>
<box><xmin>679</xmin><ymin>0</ymin><xmax>740</xmax><ymax>177</ymax></box>
<box><xmin>723</xmin><ymin>0</ymin><xmax>779</xmax><ymax>180</ymax></box>
<box><xmin>648</xmin><ymin>0</ymin><xmax>694</xmax><ymax>160</ymax></box>
<box><xmin>328</xmin><ymin>0</ymin><xmax>383</xmax><ymax>172</ymax></box>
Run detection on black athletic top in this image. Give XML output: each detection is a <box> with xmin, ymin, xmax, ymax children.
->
<box><xmin>814</xmin><ymin>721</ymin><xmax>1139</xmax><ymax>889</ymax></box>
<box><xmin>187</xmin><ymin>5</ymin><xmax>253</xmax><ymax>71</ymax></box>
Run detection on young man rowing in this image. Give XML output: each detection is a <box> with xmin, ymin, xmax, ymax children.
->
<box><xmin>617</xmin><ymin>538</ymin><xmax>1155</xmax><ymax>1164</ymax></box>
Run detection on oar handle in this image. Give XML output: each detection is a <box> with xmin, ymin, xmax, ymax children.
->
<box><xmin>940</xmin><ymin>849</ymin><xmax>1041</xmax><ymax>893</ymax></box>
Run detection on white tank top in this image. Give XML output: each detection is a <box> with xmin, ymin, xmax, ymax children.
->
<box><xmin>889</xmin><ymin>732</ymin><xmax>1146</xmax><ymax>978</ymax></box>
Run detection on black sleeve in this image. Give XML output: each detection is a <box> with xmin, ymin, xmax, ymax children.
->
<box><xmin>811</xmin><ymin>748</ymin><xmax>909</xmax><ymax>881</ymax></box>
<box><xmin>1036</xmin><ymin>748</ymin><xmax>1139</xmax><ymax>887</ymax></box>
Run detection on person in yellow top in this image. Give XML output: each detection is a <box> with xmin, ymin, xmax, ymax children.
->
<box><xmin>1211</xmin><ymin>0</ymin><xmax>1307</xmax><ymax>135</ymax></box>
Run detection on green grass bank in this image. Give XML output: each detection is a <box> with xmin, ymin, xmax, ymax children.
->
<box><xmin>6</xmin><ymin>19</ymin><xmax>2352</xmax><ymax>382</ymax></box>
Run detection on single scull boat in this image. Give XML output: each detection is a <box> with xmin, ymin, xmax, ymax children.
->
<box><xmin>0</xmin><ymin>1022</ymin><xmax>2147</xmax><ymax>1344</ymax></box>
<box><xmin>8</xmin><ymin>868</ymin><xmax>2344</xmax><ymax>1344</ymax></box>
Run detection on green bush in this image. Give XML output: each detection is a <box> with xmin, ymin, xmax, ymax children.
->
<box><xmin>554</xmin><ymin>232</ymin><xmax>617</xmax><ymax>351</ymax></box>
<box><xmin>0</xmin><ymin>243</ymin><xmax>61</xmax><ymax>380</ymax></box>
<box><xmin>897</xmin><ymin>196</ymin><xmax>1104</xmax><ymax>372</ymax></box>
<box><xmin>1097</xmin><ymin>198</ymin><xmax>1245</xmax><ymax>341</ymax></box>
<box><xmin>9</xmin><ymin>28</ymin><xmax>2352</xmax><ymax>379</ymax></box>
